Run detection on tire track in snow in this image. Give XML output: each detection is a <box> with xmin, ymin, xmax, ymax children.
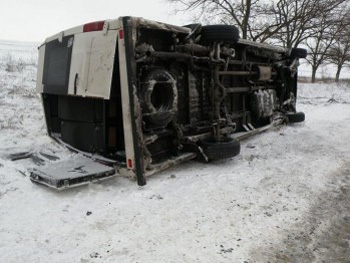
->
<box><xmin>248</xmin><ymin>162</ymin><xmax>350</xmax><ymax>263</ymax></box>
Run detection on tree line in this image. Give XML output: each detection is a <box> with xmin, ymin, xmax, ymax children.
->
<box><xmin>168</xmin><ymin>0</ymin><xmax>350</xmax><ymax>82</ymax></box>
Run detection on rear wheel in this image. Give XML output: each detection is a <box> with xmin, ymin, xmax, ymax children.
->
<box><xmin>201</xmin><ymin>137</ymin><xmax>241</xmax><ymax>161</ymax></box>
<box><xmin>200</xmin><ymin>25</ymin><xmax>240</xmax><ymax>44</ymax></box>
<box><xmin>286</xmin><ymin>111</ymin><xmax>305</xmax><ymax>123</ymax></box>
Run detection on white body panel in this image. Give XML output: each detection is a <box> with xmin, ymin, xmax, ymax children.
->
<box><xmin>36</xmin><ymin>19</ymin><xmax>120</xmax><ymax>99</ymax></box>
<box><xmin>35</xmin><ymin>18</ymin><xmax>135</xmax><ymax>171</ymax></box>
<box><xmin>68</xmin><ymin>30</ymin><xmax>118</xmax><ymax>99</ymax></box>
<box><xmin>117</xmin><ymin>22</ymin><xmax>135</xmax><ymax>171</ymax></box>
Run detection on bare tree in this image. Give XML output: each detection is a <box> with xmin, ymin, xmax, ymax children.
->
<box><xmin>168</xmin><ymin>0</ymin><xmax>348</xmax><ymax>48</ymax></box>
<box><xmin>252</xmin><ymin>0</ymin><xmax>315</xmax><ymax>46</ymax></box>
<box><xmin>168</xmin><ymin>0</ymin><xmax>350</xmax><ymax>83</ymax></box>
<box><xmin>254</xmin><ymin>0</ymin><xmax>348</xmax><ymax>48</ymax></box>
<box><xmin>328</xmin><ymin>15</ymin><xmax>350</xmax><ymax>82</ymax></box>
<box><xmin>167</xmin><ymin>0</ymin><xmax>260</xmax><ymax>39</ymax></box>
<box><xmin>329</xmin><ymin>38</ymin><xmax>350</xmax><ymax>82</ymax></box>
<box><xmin>304</xmin><ymin>6</ymin><xmax>346</xmax><ymax>83</ymax></box>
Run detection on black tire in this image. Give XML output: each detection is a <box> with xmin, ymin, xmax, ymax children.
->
<box><xmin>201</xmin><ymin>137</ymin><xmax>241</xmax><ymax>161</ymax></box>
<box><xmin>200</xmin><ymin>25</ymin><xmax>240</xmax><ymax>44</ymax></box>
<box><xmin>183</xmin><ymin>23</ymin><xmax>201</xmax><ymax>31</ymax></box>
<box><xmin>141</xmin><ymin>68</ymin><xmax>177</xmax><ymax>126</ymax></box>
<box><xmin>290</xmin><ymin>48</ymin><xmax>307</xmax><ymax>59</ymax></box>
<box><xmin>286</xmin><ymin>111</ymin><xmax>305</xmax><ymax>123</ymax></box>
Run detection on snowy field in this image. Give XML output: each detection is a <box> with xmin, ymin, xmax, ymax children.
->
<box><xmin>1</xmin><ymin>41</ymin><xmax>350</xmax><ymax>263</ymax></box>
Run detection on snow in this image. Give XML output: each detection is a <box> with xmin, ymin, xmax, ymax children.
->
<box><xmin>1</xmin><ymin>41</ymin><xmax>350</xmax><ymax>262</ymax></box>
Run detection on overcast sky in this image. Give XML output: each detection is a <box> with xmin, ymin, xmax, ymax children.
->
<box><xmin>0</xmin><ymin>0</ymin><xmax>191</xmax><ymax>42</ymax></box>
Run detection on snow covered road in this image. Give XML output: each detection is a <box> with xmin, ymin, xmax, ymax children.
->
<box><xmin>1</xmin><ymin>42</ymin><xmax>350</xmax><ymax>262</ymax></box>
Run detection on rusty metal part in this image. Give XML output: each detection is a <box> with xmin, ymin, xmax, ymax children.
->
<box><xmin>256</xmin><ymin>66</ymin><xmax>272</xmax><ymax>81</ymax></box>
<box><xmin>288</xmin><ymin>58</ymin><xmax>300</xmax><ymax>77</ymax></box>
<box><xmin>183</xmin><ymin>127</ymin><xmax>235</xmax><ymax>143</ymax></box>
<box><xmin>177</xmin><ymin>43</ymin><xmax>210</xmax><ymax>53</ymax></box>
<box><xmin>146</xmin><ymin>50</ymin><xmax>192</xmax><ymax>60</ymax></box>
<box><xmin>221</xmin><ymin>46</ymin><xmax>235</xmax><ymax>58</ymax></box>
<box><xmin>132</xmin><ymin>17</ymin><xmax>191</xmax><ymax>34</ymax></box>
<box><xmin>250</xmin><ymin>89</ymin><xmax>277</xmax><ymax>119</ymax></box>
<box><xmin>218</xmin><ymin>71</ymin><xmax>257</xmax><ymax>76</ymax></box>
<box><xmin>225</xmin><ymin>86</ymin><xmax>270</xmax><ymax>93</ymax></box>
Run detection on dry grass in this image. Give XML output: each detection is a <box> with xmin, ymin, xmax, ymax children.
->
<box><xmin>298</xmin><ymin>82</ymin><xmax>350</xmax><ymax>104</ymax></box>
<box><xmin>0</xmin><ymin>51</ymin><xmax>39</xmax><ymax>131</ymax></box>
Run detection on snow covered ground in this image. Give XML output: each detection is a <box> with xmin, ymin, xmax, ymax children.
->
<box><xmin>1</xmin><ymin>41</ymin><xmax>350</xmax><ymax>263</ymax></box>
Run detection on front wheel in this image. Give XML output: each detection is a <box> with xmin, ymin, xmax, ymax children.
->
<box><xmin>200</xmin><ymin>137</ymin><xmax>241</xmax><ymax>161</ymax></box>
<box><xmin>286</xmin><ymin>111</ymin><xmax>305</xmax><ymax>123</ymax></box>
<box><xmin>289</xmin><ymin>48</ymin><xmax>307</xmax><ymax>59</ymax></box>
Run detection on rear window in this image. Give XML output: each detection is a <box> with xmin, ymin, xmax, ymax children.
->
<box><xmin>43</xmin><ymin>36</ymin><xmax>73</xmax><ymax>95</ymax></box>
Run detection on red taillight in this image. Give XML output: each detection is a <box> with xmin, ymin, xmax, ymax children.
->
<box><xmin>127</xmin><ymin>159</ymin><xmax>133</xmax><ymax>169</ymax></box>
<box><xmin>119</xmin><ymin>29</ymin><xmax>124</xmax><ymax>39</ymax></box>
<box><xmin>83</xmin><ymin>21</ymin><xmax>105</xmax><ymax>32</ymax></box>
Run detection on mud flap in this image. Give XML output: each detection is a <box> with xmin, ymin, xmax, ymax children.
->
<box><xmin>29</xmin><ymin>156</ymin><xmax>116</xmax><ymax>190</ymax></box>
